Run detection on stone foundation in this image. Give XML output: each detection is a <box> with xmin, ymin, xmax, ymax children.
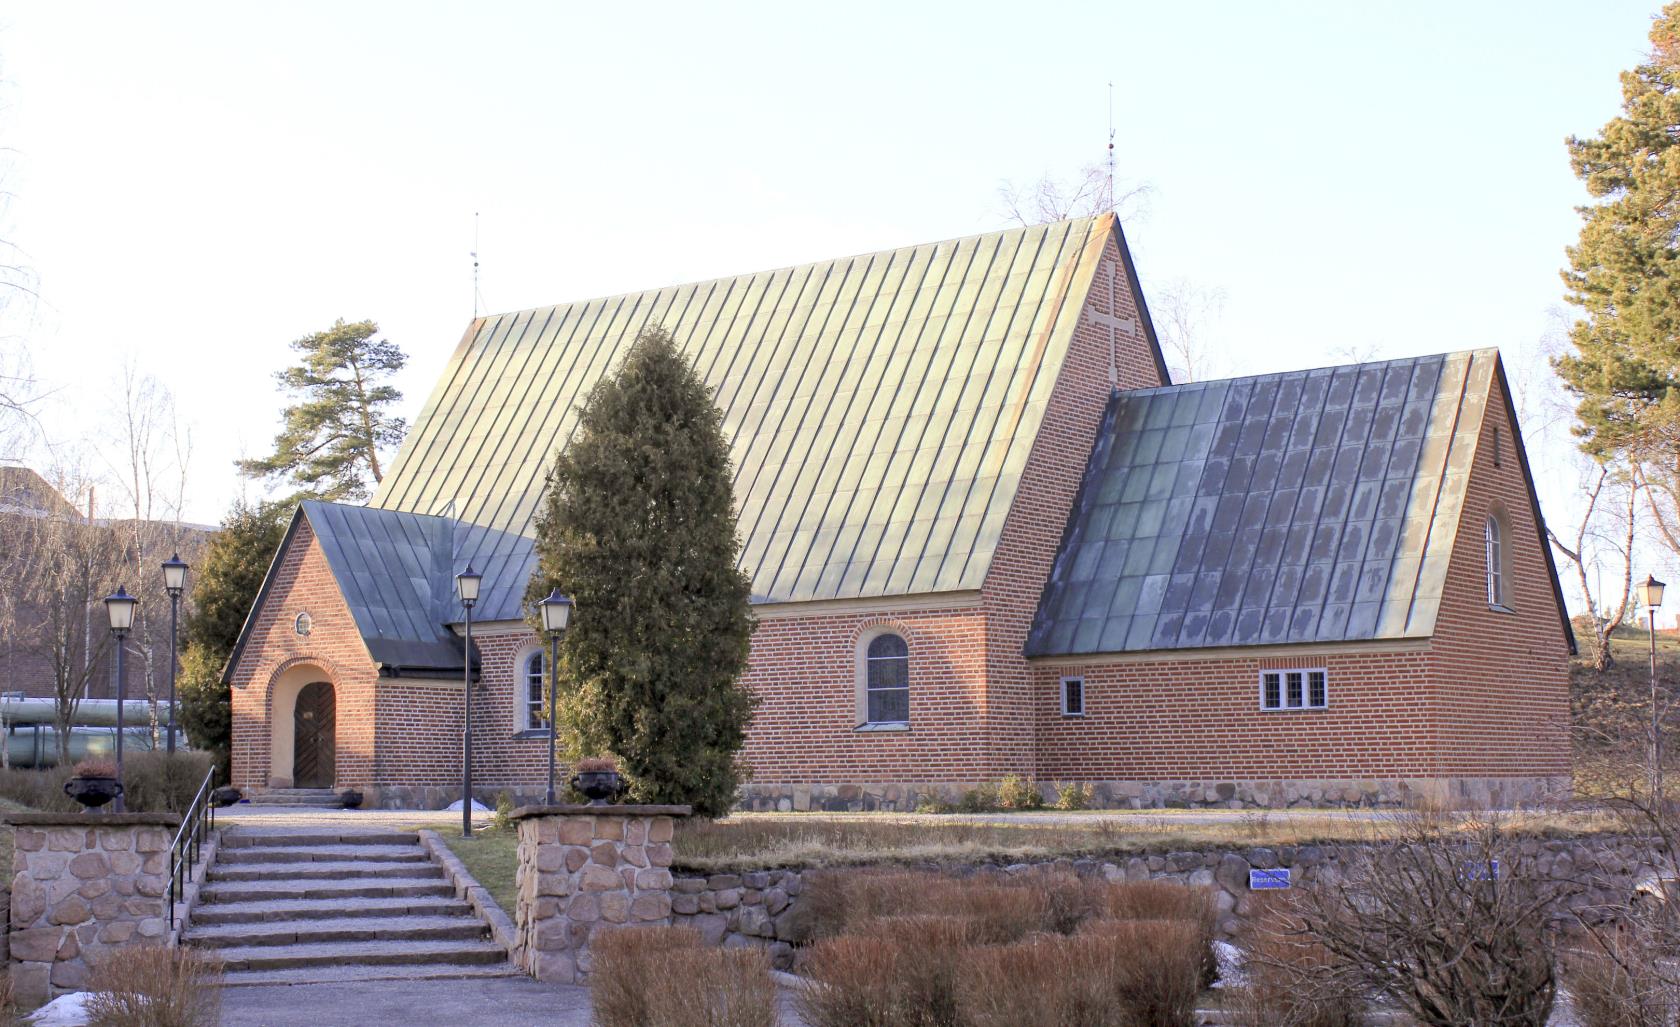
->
<box><xmin>736</xmin><ymin>775</ymin><xmax>1572</xmax><ymax>812</ymax></box>
<box><xmin>4</xmin><ymin>813</ymin><xmax>178</xmax><ymax>1008</ymax></box>
<box><xmin>510</xmin><ymin>804</ymin><xmax>689</xmax><ymax>984</ymax></box>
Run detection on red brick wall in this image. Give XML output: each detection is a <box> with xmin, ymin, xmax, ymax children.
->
<box><xmin>1426</xmin><ymin>370</ymin><xmax>1572</xmax><ymax>786</ymax></box>
<box><xmin>1030</xmin><ymin>646</ymin><xmax>1434</xmax><ymax>782</ymax></box>
<box><xmin>978</xmin><ymin>224</ymin><xmax>1167</xmax><ymax>780</ymax></box>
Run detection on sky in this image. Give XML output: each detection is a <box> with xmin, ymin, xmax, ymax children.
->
<box><xmin>0</xmin><ymin>1</ymin><xmax>1669</xmax><ymax>614</ymax></box>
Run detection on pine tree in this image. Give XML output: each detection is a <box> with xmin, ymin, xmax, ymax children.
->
<box><xmin>1558</xmin><ymin>5</ymin><xmax>1680</xmax><ymax>526</ymax></box>
<box><xmin>238</xmin><ymin>319</ymin><xmax>407</xmax><ymax>503</ymax></box>
<box><xmin>524</xmin><ymin>326</ymin><xmax>756</xmax><ymax>817</ymax></box>
<box><xmin>178</xmin><ymin>501</ymin><xmax>287</xmax><ymax>770</ymax></box>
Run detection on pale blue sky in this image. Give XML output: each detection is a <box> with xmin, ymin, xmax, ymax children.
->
<box><xmin>2</xmin><ymin>1</ymin><xmax>1665</xmax><ymax>607</ymax></box>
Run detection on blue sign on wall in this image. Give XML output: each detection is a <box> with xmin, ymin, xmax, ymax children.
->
<box><xmin>1249</xmin><ymin>867</ymin><xmax>1292</xmax><ymax>890</ymax></box>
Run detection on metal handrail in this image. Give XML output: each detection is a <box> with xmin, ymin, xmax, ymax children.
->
<box><xmin>167</xmin><ymin>764</ymin><xmax>218</xmax><ymax>932</ymax></box>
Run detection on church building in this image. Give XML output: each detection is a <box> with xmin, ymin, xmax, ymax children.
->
<box><xmin>222</xmin><ymin>213</ymin><xmax>1575</xmax><ymax>810</ymax></box>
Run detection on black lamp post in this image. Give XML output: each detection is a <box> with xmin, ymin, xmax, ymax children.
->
<box><xmin>162</xmin><ymin>553</ymin><xmax>188</xmax><ymax>755</ymax></box>
<box><xmin>1641</xmin><ymin>573</ymin><xmax>1667</xmax><ymax>803</ymax></box>
<box><xmin>104</xmin><ymin>586</ymin><xmax>138</xmax><ymax>813</ymax></box>
<box><xmin>456</xmin><ymin>565</ymin><xmax>481</xmax><ymax>839</ymax></box>
<box><xmin>537</xmin><ymin>589</ymin><xmax>574</xmax><ymax>805</ymax></box>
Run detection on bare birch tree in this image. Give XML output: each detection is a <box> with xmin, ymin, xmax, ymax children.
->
<box><xmin>1547</xmin><ymin>461</ymin><xmax>1638</xmax><ymax>671</ymax></box>
<box><xmin>998</xmin><ymin>163</ymin><xmax>1151</xmax><ymax>226</ymax></box>
<box><xmin>1152</xmin><ymin>278</ymin><xmax>1228</xmax><ymax>383</ymax></box>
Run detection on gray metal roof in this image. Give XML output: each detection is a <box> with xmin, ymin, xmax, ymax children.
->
<box><xmin>300</xmin><ymin>501</ymin><xmax>534</xmax><ymax>672</ymax></box>
<box><xmin>1026</xmin><ymin>349</ymin><xmax>1507</xmax><ymax>657</ymax></box>
<box><xmin>370</xmin><ymin>213</ymin><xmax>1163</xmax><ymax>604</ymax></box>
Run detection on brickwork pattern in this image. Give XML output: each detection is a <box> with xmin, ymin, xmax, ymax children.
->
<box><xmin>7</xmin><ymin>822</ymin><xmax>172</xmax><ymax>1006</ymax></box>
<box><xmin>514</xmin><ymin>811</ymin><xmax>678</xmax><ymax>984</ymax></box>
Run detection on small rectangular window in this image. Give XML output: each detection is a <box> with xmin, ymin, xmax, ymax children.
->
<box><xmin>1061</xmin><ymin>677</ymin><xmax>1085</xmax><ymax>717</ymax></box>
<box><xmin>1260</xmin><ymin>668</ymin><xmax>1328</xmax><ymax>711</ymax></box>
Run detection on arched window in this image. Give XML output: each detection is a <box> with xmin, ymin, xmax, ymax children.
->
<box><xmin>1485</xmin><ymin>512</ymin><xmax>1509</xmax><ymax>609</ymax></box>
<box><xmin>865</xmin><ymin>633</ymin><xmax>910</xmax><ymax>725</ymax></box>
<box><xmin>518</xmin><ymin>650</ymin><xmax>548</xmax><ymax>733</ymax></box>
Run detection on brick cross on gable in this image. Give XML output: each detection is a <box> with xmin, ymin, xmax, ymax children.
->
<box><xmin>1084</xmin><ymin>265</ymin><xmax>1136</xmax><ymax>389</ymax></box>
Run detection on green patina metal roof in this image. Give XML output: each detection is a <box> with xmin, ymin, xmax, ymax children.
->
<box><xmin>1027</xmin><ymin>348</ymin><xmax>1573</xmax><ymax>657</ymax></box>
<box><xmin>372</xmin><ymin>214</ymin><xmax>1138</xmax><ymax>608</ymax></box>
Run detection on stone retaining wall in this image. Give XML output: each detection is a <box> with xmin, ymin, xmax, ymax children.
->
<box><xmin>511</xmin><ymin>804</ymin><xmax>688</xmax><ymax>984</ymax></box>
<box><xmin>669</xmin><ymin>832</ymin><xmax>1665</xmax><ymax>965</ymax></box>
<box><xmin>4</xmin><ymin>813</ymin><xmax>178</xmax><ymax>1008</ymax></box>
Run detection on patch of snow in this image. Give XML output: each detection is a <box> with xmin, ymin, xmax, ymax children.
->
<box><xmin>1210</xmin><ymin>940</ymin><xmax>1246</xmax><ymax>990</ymax></box>
<box><xmin>27</xmin><ymin>991</ymin><xmax>92</xmax><ymax>1027</ymax></box>
<box><xmin>443</xmin><ymin>799</ymin><xmax>491</xmax><ymax>812</ymax></box>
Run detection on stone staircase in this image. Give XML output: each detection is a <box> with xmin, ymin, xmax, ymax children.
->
<box><xmin>184</xmin><ymin>827</ymin><xmax>517</xmax><ymax>985</ymax></box>
<box><xmin>243</xmin><ymin>788</ymin><xmax>346</xmax><ymax>808</ymax></box>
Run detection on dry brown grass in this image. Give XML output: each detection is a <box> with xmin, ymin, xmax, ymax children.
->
<box><xmin>1564</xmin><ymin>934</ymin><xmax>1680</xmax><ymax>1027</ymax></box>
<box><xmin>798</xmin><ymin>932</ymin><xmax>965</xmax><ymax>1027</ymax></box>
<box><xmin>591</xmin><ymin>925</ymin><xmax>776</xmax><ymax>1027</ymax></box>
<box><xmin>1230</xmin><ymin>893</ymin><xmax>1363</xmax><ymax>1027</ymax></box>
<box><xmin>673</xmin><ymin>809</ymin><xmax>1614</xmax><ymax>872</ymax></box>
<box><xmin>84</xmin><ymin>945</ymin><xmax>222</xmax><ymax>1027</ymax></box>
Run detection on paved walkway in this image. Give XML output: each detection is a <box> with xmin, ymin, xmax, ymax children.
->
<box><xmin>218</xmin><ymin>977</ymin><xmax>811</xmax><ymax>1027</ymax></box>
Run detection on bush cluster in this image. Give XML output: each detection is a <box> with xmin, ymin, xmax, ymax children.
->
<box><xmin>796</xmin><ymin>870</ymin><xmax>1213</xmax><ymax>1027</ymax></box>
<box><xmin>85</xmin><ymin>944</ymin><xmax>222</xmax><ymax>1027</ymax></box>
<box><xmin>591</xmin><ymin>925</ymin><xmax>775</xmax><ymax>1027</ymax></box>
<box><xmin>0</xmin><ymin>751</ymin><xmax>216</xmax><ymax>814</ymax></box>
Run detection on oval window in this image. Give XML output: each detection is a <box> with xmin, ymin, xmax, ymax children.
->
<box><xmin>295</xmin><ymin>612</ymin><xmax>313</xmax><ymax>637</ymax></box>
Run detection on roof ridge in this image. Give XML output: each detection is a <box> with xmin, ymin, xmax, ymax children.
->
<box><xmin>1116</xmin><ymin>347</ymin><xmax>1497</xmax><ymax>400</ymax></box>
<box><xmin>476</xmin><ymin>214</ymin><xmax>1112</xmax><ymax>323</ymax></box>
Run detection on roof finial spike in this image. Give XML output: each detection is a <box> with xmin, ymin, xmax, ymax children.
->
<box><xmin>1107</xmin><ymin>81</ymin><xmax>1117</xmax><ymax>215</ymax></box>
<box><xmin>471</xmin><ymin>212</ymin><xmax>482</xmax><ymax>319</ymax></box>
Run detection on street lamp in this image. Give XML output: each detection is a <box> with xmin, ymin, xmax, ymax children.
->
<box><xmin>456</xmin><ymin>565</ymin><xmax>481</xmax><ymax>839</ymax></box>
<box><xmin>162</xmin><ymin>553</ymin><xmax>188</xmax><ymax>756</ymax></box>
<box><xmin>537</xmin><ymin>589</ymin><xmax>574</xmax><ymax>805</ymax></box>
<box><xmin>1641</xmin><ymin>574</ymin><xmax>1667</xmax><ymax>803</ymax></box>
<box><xmin>104</xmin><ymin>586</ymin><xmax>138</xmax><ymax>813</ymax></box>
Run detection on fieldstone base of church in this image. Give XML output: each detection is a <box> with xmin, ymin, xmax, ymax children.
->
<box><xmin>736</xmin><ymin>775</ymin><xmax>1571</xmax><ymax>812</ymax></box>
<box><xmin>511</xmin><ymin>804</ymin><xmax>689</xmax><ymax>985</ymax></box>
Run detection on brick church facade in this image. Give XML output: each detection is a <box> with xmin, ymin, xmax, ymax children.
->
<box><xmin>223</xmin><ymin>213</ymin><xmax>1575</xmax><ymax>810</ymax></box>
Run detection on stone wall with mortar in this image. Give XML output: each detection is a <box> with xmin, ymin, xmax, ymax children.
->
<box><xmin>511</xmin><ymin>804</ymin><xmax>687</xmax><ymax>984</ymax></box>
<box><xmin>5</xmin><ymin>813</ymin><xmax>177</xmax><ymax>1007</ymax></box>
<box><xmin>669</xmin><ymin>832</ymin><xmax>1667</xmax><ymax>961</ymax></box>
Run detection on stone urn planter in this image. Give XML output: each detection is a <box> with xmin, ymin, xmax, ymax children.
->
<box><xmin>339</xmin><ymin>788</ymin><xmax>364</xmax><ymax>809</ymax></box>
<box><xmin>571</xmin><ymin>758</ymin><xmax>623</xmax><ymax>806</ymax></box>
<box><xmin>64</xmin><ymin>758</ymin><xmax>123</xmax><ymax>811</ymax></box>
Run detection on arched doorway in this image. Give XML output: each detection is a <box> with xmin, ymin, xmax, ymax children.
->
<box><xmin>292</xmin><ymin>681</ymin><xmax>336</xmax><ymax>788</ymax></box>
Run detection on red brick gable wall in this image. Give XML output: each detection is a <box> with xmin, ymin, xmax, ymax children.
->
<box><xmin>227</xmin><ymin>519</ymin><xmax>378</xmax><ymax>793</ymax></box>
<box><xmin>979</xmin><ymin>227</ymin><xmax>1167</xmax><ymax>779</ymax></box>
<box><xmin>1425</xmin><ymin>370</ymin><xmax>1571</xmax><ymax>790</ymax></box>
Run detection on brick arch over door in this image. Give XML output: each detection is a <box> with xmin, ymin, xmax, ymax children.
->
<box><xmin>266</xmin><ymin>658</ymin><xmax>344</xmax><ymax>789</ymax></box>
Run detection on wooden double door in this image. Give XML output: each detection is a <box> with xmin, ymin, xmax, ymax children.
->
<box><xmin>293</xmin><ymin>681</ymin><xmax>336</xmax><ymax>789</ymax></box>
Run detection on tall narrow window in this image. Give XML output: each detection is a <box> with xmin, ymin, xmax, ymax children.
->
<box><xmin>521</xmin><ymin>651</ymin><xmax>548</xmax><ymax>732</ymax></box>
<box><xmin>1061</xmin><ymin>677</ymin><xmax>1085</xmax><ymax>717</ymax></box>
<box><xmin>865</xmin><ymin>634</ymin><xmax>910</xmax><ymax>725</ymax></box>
<box><xmin>1485</xmin><ymin>514</ymin><xmax>1506</xmax><ymax>608</ymax></box>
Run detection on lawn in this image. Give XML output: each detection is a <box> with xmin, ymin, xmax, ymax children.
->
<box><xmin>439</xmin><ymin>827</ymin><xmax>519</xmax><ymax>914</ymax></box>
<box><xmin>1572</xmin><ymin>623</ymin><xmax>1680</xmax><ymax>796</ymax></box>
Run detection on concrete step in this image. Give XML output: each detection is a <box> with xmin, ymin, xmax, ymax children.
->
<box><xmin>221</xmin><ymin>831</ymin><xmax>419</xmax><ymax>849</ymax></box>
<box><xmin>189</xmin><ymin>895</ymin><xmax>474</xmax><ymax>926</ymax></box>
<box><xmin>212</xmin><ymin>937</ymin><xmax>510</xmax><ymax>973</ymax></box>
<box><xmin>185</xmin><ymin>915</ymin><xmax>487</xmax><ymax>949</ymax></box>
<box><xmin>210</xmin><ymin>860</ymin><xmax>444</xmax><ymax>883</ymax></box>
<box><xmin>220</xmin><ymin>961</ymin><xmax>522</xmax><ymax>987</ymax></box>
<box><xmin>201</xmin><ymin>876</ymin><xmax>455</xmax><ymax>904</ymax></box>
<box><xmin>215</xmin><ymin>845</ymin><xmax>431</xmax><ymax>866</ymax></box>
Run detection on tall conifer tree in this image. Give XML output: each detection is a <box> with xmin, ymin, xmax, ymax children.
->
<box><xmin>1558</xmin><ymin>4</ymin><xmax>1680</xmax><ymax>549</ymax></box>
<box><xmin>525</xmin><ymin>326</ymin><xmax>756</xmax><ymax>816</ymax></box>
<box><xmin>238</xmin><ymin>319</ymin><xmax>406</xmax><ymax>503</ymax></box>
